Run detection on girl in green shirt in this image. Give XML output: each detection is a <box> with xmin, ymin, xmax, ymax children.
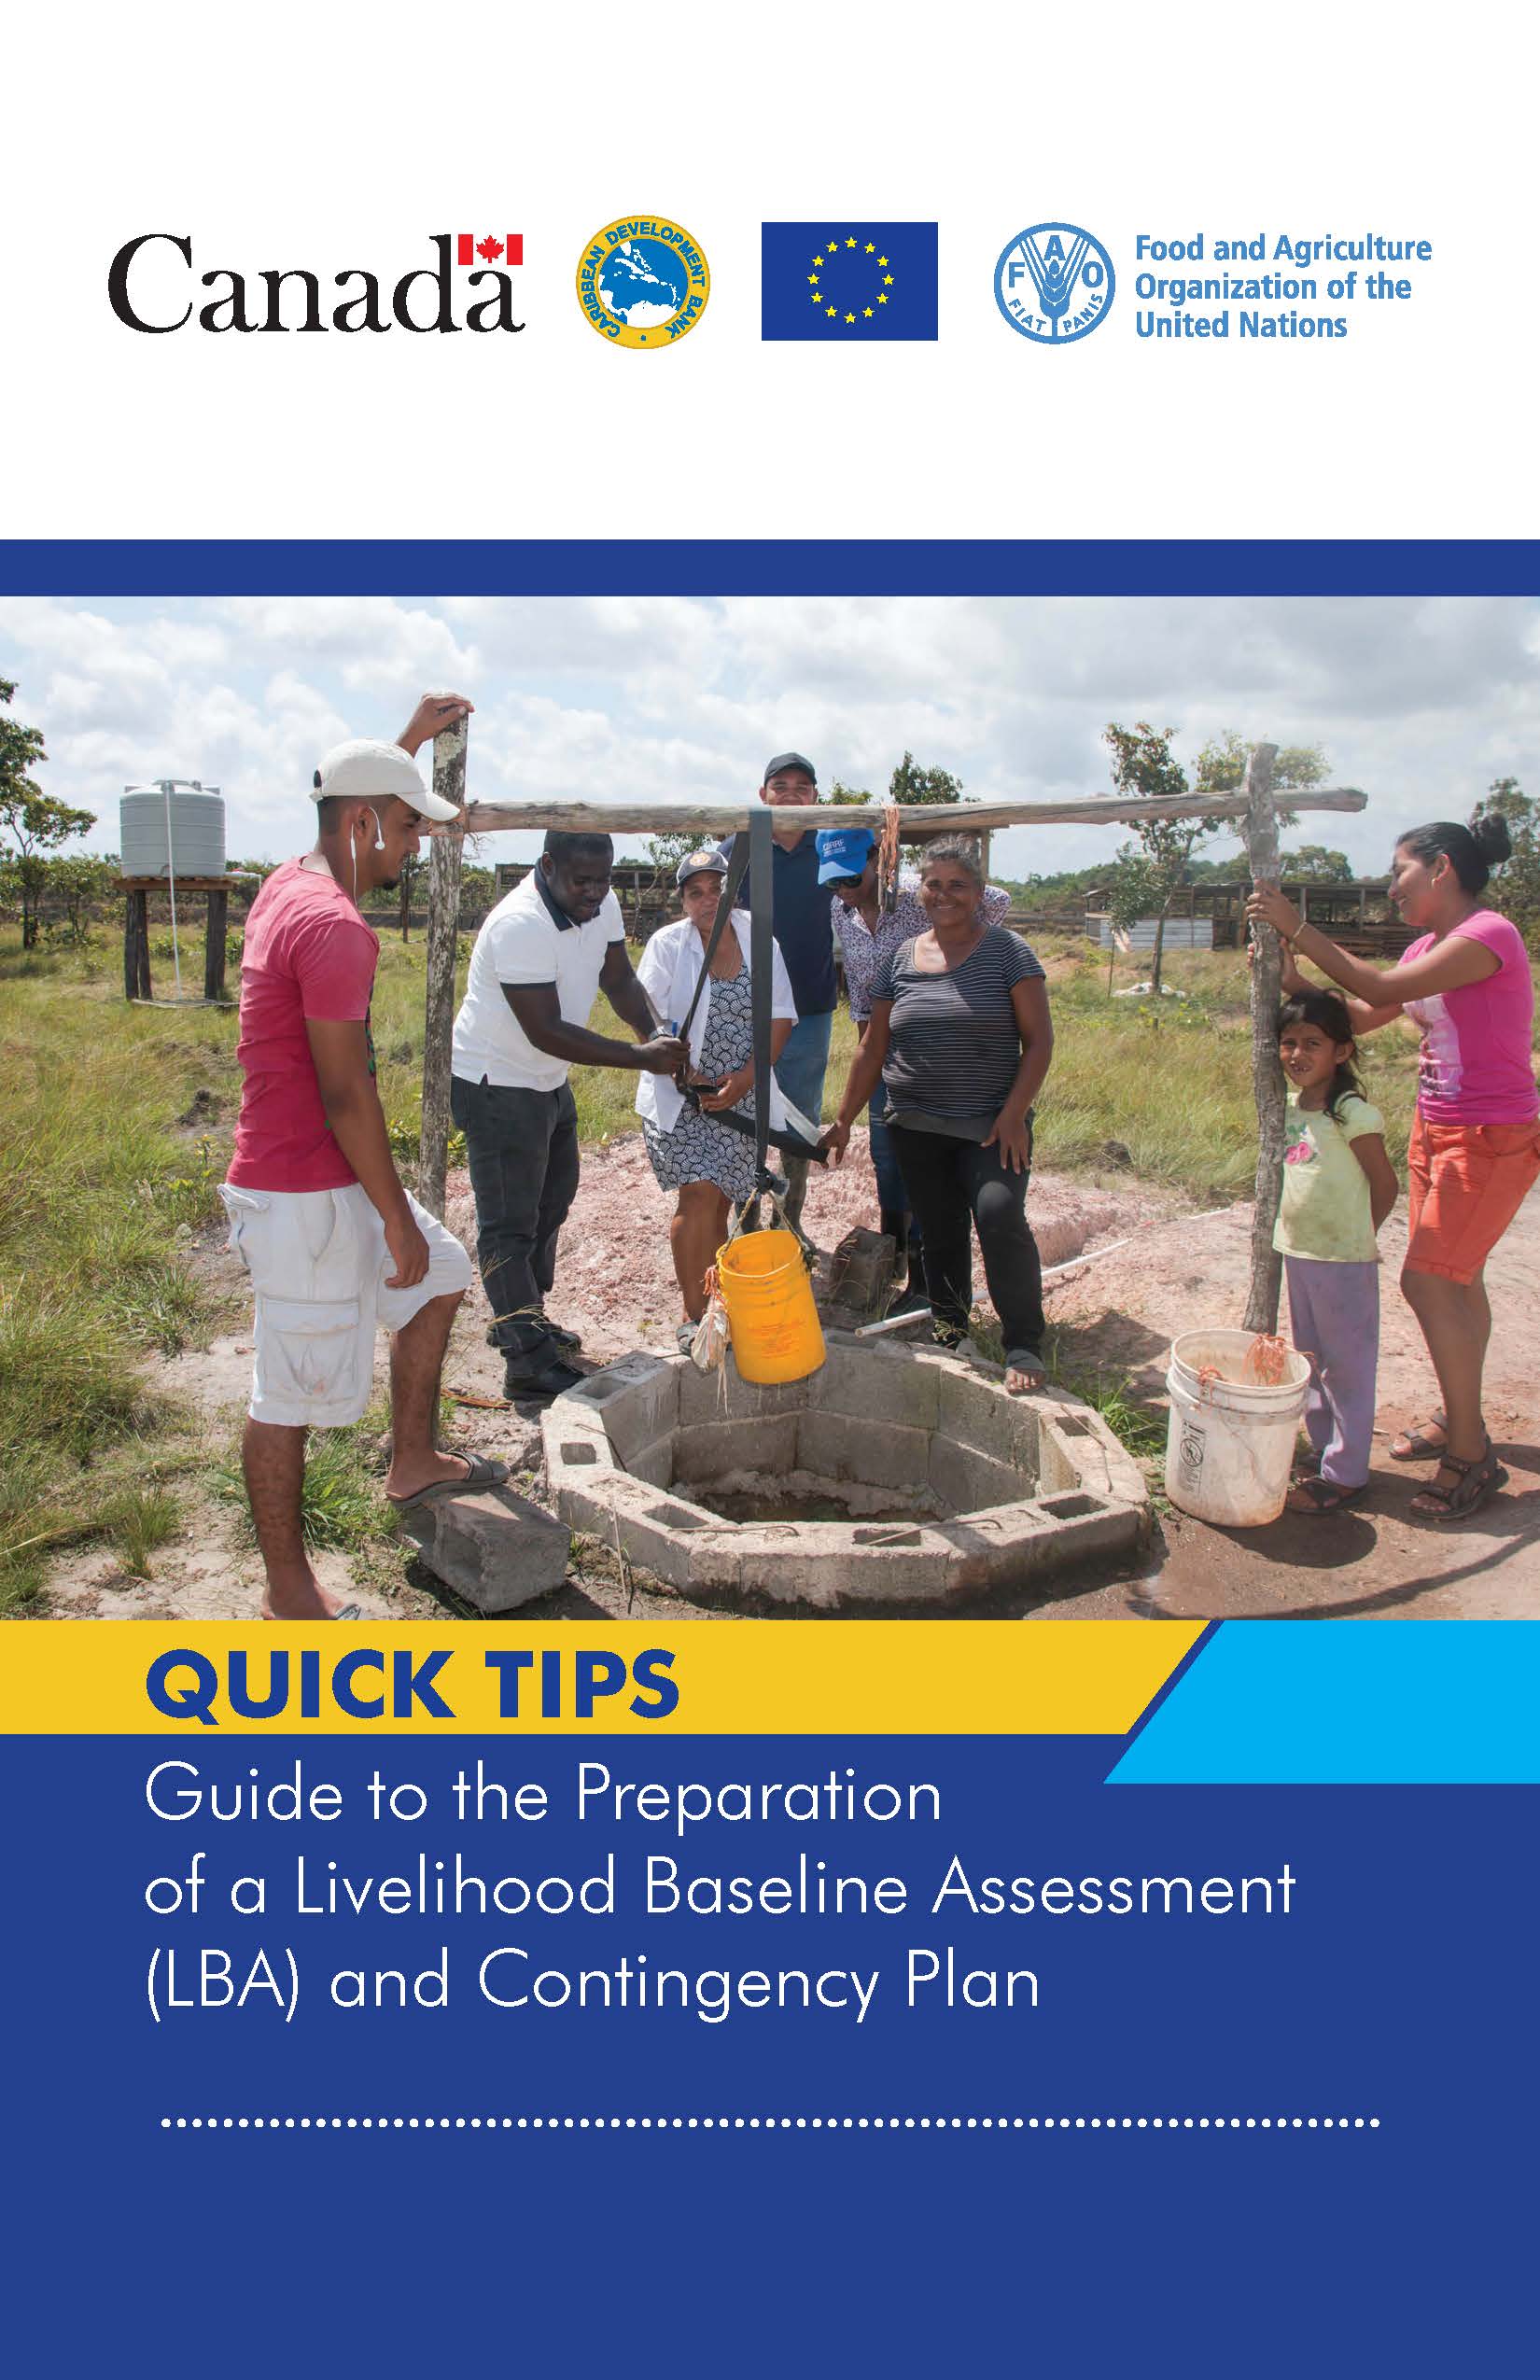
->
<box><xmin>1274</xmin><ymin>991</ymin><xmax>1399</xmax><ymax>1513</ymax></box>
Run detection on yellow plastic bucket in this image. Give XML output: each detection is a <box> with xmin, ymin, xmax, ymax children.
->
<box><xmin>715</xmin><ymin>1228</ymin><xmax>826</xmax><ymax>1385</ymax></box>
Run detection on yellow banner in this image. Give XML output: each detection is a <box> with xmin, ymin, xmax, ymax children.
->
<box><xmin>0</xmin><ymin>1621</ymin><xmax>1203</xmax><ymax>1737</ymax></box>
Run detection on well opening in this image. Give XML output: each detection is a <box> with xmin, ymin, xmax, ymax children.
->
<box><xmin>540</xmin><ymin>1337</ymin><xmax>1153</xmax><ymax>1613</ymax></box>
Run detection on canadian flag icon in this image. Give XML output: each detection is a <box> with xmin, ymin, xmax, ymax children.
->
<box><xmin>457</xmin><ymin>233</ymin><xmax>524</xmax><ymax>267</ymax></box>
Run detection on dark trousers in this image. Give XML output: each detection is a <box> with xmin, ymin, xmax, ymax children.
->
<box><xmin>451</xmin><ymin>1075</ymin><xmax>580</xmax><ymax>1378</ymax></box>
<box><xmin>889</xmin><ymin>1122</ymin><xmax>1044</xmax><ymax>1361</ymax></box>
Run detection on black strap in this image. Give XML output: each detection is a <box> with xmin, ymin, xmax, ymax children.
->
<box><xmin>749</xmin><ymin>805</ymin><xmax>773</xmax><ymax>1193</ymax></box>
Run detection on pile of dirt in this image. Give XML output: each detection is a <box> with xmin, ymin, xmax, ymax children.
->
<box><xmin>442</xmin><ymin>1127</ymin><xmax>1167</xmax><ymax>1359</ymax></box>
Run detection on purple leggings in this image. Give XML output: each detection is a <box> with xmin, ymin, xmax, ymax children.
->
<box><xmin>1283</xmin><ymin>1255</ymin><xmax>1380</xmax><ymax>1489</ymax></box>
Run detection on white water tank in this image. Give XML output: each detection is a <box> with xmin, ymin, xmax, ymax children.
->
<box><xmin>119</xmin><ymin>781</ymin><xmax>226</xmax><ymax>880</ymax></box>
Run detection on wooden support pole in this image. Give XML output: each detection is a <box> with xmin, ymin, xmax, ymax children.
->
<box><xmin>417</xmin><ymin>712</ymin><xmax>469</xmax><ymax>1219</ymax></box>
<box><xmin>203</xmin><ymin>886</ymin><xmax>229</xmax><ymax>1002</ymax></box>
<box><xmin>1243</xmin><ymin>743</ymin><xmax>1285</xmax><ymax>1335</ymax></box>
<box><xmin>459</xmin><ymin>788</ymin><xmax>1366</xmax><ymax>840</ymax></box>
<box><xmin>123</xmin><ymin>887</ymin><xmax>151</xmax><ymax>1000</ymax></box>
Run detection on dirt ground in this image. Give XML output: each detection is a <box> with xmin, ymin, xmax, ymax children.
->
<box><xmin>42</xmin><ymin>1131</ymin><xmax>1539</xmax><ymax>1622</ymax></box>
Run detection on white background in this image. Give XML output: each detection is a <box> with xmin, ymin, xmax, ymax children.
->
<box><xmin>4</xmin><ymin>0</ymin><xmax>1535</xmax><ymax>540</ymax></box>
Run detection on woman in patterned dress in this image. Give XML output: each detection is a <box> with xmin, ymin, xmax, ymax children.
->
<box><xmin>636</xmin><ymin>850</ymin><xmax>799</xmax><ymax>1348</ymax></box>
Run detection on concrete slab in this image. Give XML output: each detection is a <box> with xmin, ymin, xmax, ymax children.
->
<box><xmin>927</xmin><ymin>1434</ymin><xmax>1022</xmax><ymax>1515</ymax></box>
<box><xmin>676</xmin><ymin>1356</ymin><xmax>811</xmax><ymax>1431</ymax></box>
<box><xmin>934</xmin><ymin>1366</ymin><xmax>1041</xmax><ymax>1471</ymax></box>
<box><xmin>543</xmin><ymin>1337</ymin><xmax>1154</xmax><ymax>1614</ymax></box>
<box><xmin>397</xmin><ymin>1487</ymin><xmax>569</xmax><ymax>1614</ymax></box>
<box><xmin>808</xmin><ymin>1337</ymin><xmax>942</xmax><ymax>1430</ymax></box>
<box><xmin>673</xmin><ymin>1415</ymin><xmax>800</xmax><ymax>1481</ymax></box>
<box><xmin>796</xmin><ymin>1410</ymin><xmax>932</xmax><ymax>1491</ymax></box>
<box><xmin>565</xmin><ymin>1353</ymin><xmax>679</xmax><ymax>1465</ymax></box>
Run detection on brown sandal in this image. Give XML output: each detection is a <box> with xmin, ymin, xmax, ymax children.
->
<box><xmin>1409</xmin><ymin>1440</ymin><xmax>1507</xmax><ymax>1524</ymax></box>
<box><xmin>1286</xmin><ymin>1477</ymin><xmax>1366</xmax><ymax>1515</ymax></box>
<box><xmin>1389</xmin><ymin>1412</ymin><xmax>1447</xmax><ymax>1461</ymax></box>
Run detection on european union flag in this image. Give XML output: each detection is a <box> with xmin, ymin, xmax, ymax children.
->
<box><xmin>761</xmin><ymin>221</ymin><xmax>938</xmax><ymax>342</ymax></box>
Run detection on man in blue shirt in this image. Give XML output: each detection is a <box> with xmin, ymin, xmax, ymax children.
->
<box><xmin>717</xmin><ymin>751</ymin><xmax>834</xmax><ymax>1230</ymax></box>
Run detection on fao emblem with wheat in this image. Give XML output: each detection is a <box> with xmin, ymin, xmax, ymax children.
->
<box><xmin>995</xmin><ymin>222</ymin><xmax>1114</xmax><ymax>344</ymax></box>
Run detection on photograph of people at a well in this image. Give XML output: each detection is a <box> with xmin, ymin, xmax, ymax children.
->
<box><xmin>2</xmin><ymin>595</ymin><xmax>1535</xmax><ymax>1621</ymax></box>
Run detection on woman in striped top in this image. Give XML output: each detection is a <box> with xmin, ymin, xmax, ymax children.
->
<box><xmin>821</xmin><ymin>839</ymin><xmax>1055</xmax><ymax>1392</ymax></box>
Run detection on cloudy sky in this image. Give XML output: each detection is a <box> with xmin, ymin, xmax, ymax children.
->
<box><xmin>4</xmin><ymin>595</ymin><xmax>1536</xmax><ymax>880</ymax></box>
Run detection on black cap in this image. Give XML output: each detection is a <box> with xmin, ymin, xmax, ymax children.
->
<box><xmin>763</xmin><ymin>751</ymin><xmax>817</xmax><ymax>786</ymax></box>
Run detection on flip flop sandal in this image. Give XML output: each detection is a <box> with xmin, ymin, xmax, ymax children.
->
<box><xmin>1410</xmin><ymin>1443</ymin><xmax>1508</xmax><ymax>1524</ymax></box>
<box><xmin>1004</xmin><ymin>1349</ymin><xmax>1048</xmax><ymax>1393</ymax></box>
<box><xmin>387</xmin><ymin>1454</ymin><xmax>510</xmax><ymax>1511</ymax></box>
<box><xmin>1287</xmin><ymin>1477</ymin><xmax>1366</xmax><ymax>1514</ymax></box>
<box><xmin>1389</xmin><ymin>1411</ymin><xmax>1447</xmax><ymax>1461</ymax></box>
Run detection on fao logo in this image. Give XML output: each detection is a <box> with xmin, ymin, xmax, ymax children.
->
<box><xmin>995</xmin><ymin>222</ymin><xmax>1114</xmax><ymax>344</ymax></box>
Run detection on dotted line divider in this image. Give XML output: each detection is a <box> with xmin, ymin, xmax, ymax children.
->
<box><xmin>162</xmin><ymin>2114</ymin><xmax>1382</xmax><ymax>2134</ymax></box>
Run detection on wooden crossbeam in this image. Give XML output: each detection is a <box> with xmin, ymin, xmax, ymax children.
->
<box><xmin>456</xmin><ymin>789</ymin><xmax>1365</xmax><ymax>838</ymax></box>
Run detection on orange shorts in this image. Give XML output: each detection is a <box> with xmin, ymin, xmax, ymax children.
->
<box><xmin>1405</xmin><ymin>1113</ymin><xmax>1540</xmax><ymax>1283</ymax></box>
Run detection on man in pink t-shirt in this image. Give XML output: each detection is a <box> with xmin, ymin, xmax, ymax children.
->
<box><xmin>221</xmin><ymin>694</ymin><xmax>505</xmax><ymax>1619</ymax></box>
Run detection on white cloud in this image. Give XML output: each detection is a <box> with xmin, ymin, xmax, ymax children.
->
<box><xmin>4</xmin><ymin>593</ymin><xmax>1536</xmax><ymax>875</ymax></box>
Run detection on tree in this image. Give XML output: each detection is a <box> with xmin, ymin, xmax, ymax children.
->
<box><xmin>1472</xmin><ymin>777</ymin><xmax>1540</xmax><ymax>948</ymax></box>
<box><xmin>1102</xmin><ymin>721</ymin><xmax>1328</xmax><ymax>995</ymax></box>
<box><xmin>45</xmin><ymin>852</ymin><xmax>117</xmax><ymax>945</ymax></box>
<box><xmin>0</xmin><ymin>680</ymin><xmax>95</xmax><ymax>949</ymax></box>
<box><xmin>1282</xmin><ymin>845</ymin><xmax>1353</xmax><ymax>883</ymax></box>
<box><xmin>889</xmin><ymin>751</ymin><xmax>962</xmax><ymax>806</ymax></box>
<box><xmin>1101</xmin><ymin>850</ymin><xmax>1157</xmax><ymax>995</ymax></box>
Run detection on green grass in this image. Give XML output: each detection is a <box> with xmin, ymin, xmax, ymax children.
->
<box><xmin>0</xmin><ymin>933</ymin><xmax>239</xmax><ymax>1610</ymax></box>
<box><xmin>4</xmin><ymin>915</ymin><xmax>1535</xmax><ymax>1615</ymax></box>
<box><xmin>210</xmin><ymin>1410</ymin><xmax>387</xmax><ymax>1554</ymax></box>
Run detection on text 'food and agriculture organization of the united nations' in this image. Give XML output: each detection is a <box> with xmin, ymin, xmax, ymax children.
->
<box><xmin>1133</xmin><ymin>232</ymin><xmax>1434</xmax><ymax>341</ymax></box>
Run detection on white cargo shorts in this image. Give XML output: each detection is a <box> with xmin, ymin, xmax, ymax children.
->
<box><xmin>217</xmin><ymin>1181</ymin><xmax>474</xmax><ymax>1428</ymax></box>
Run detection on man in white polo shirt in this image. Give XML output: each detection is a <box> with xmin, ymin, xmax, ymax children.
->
<box><xmin>452</xmin><ymin>832</ymin><xmax>686</xmax><ymax>1398</ymax></box>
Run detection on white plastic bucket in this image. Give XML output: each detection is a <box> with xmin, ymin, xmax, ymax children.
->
<box><xmin>1164</xmin><ymin>1328</ymin><xmax>1310</xmax><ymax>1528</ymax></box>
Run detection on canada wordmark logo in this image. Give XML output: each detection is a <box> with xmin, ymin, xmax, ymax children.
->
<box><xmin>108</xmin><ymin>232</ymin><xmax>526</xmax><ymax>334</ymax></box>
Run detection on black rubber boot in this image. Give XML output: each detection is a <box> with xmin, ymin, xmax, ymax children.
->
<box><xmin>889</xmin><ymin>1245</ymin><xmax>930</xmax><ymax>1318</ymax></box>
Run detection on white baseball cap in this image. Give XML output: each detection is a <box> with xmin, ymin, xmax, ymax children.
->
<box><xmin>312</xmin><ymin>737</ymin><xmax>462</xmax><ymax>823</ymax></box>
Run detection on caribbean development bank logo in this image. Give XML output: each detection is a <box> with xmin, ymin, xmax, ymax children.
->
<box><xmin>994</xmin><ymin>222</ymin><xmax>1114</xmax><ymax>344</ymax></box>
<box><xmin>576</xmin><ymin>216</ymin><xmax>710</xmax><ymax>347</ymax></box>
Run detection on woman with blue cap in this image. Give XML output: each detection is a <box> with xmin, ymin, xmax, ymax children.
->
<box><xmin>635</xmin><ymin>848</ymin><xmax>799</xmax><ymax>1350</ymax></box>
<box><xmin>819</xmin><ymin>822</ymin><xmax>1012</xmax><ymax>1314</ymax></box>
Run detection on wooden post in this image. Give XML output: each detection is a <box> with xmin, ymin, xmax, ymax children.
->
<box><xmin>203</xmin><ymin>885</ymin><xmax>229</xmax><ymax>1002</ymax></box>
<box><xmin>417</xmin><ymin>713</ymin><xmax>469</xmax><ymax>1219</ymax></box>
<box><xmin>123</xmin><ymin>887</ymin><xmax>151</xmax><ymax>1000</ymax></box>
<box><xmin>1243</xmin><ymin>743</ymin><xmax>1284</xmax><ymax>1335</ymax></box>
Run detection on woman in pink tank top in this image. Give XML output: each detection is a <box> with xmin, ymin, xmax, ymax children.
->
<box><xmin>1249</xmin><ymin>812</ymin><xmax>1538</xmax><ymax>1525</ymax></box>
